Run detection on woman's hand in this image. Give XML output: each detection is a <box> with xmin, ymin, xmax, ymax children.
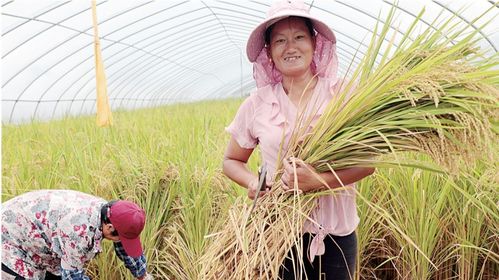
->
<box><xmin>281</xmin><ymin>158</ymin><xmax>376</xmax><ymax>192</ymax></box>
<box><xmin>247</xmin><ymin>176</ymin><xmax>272</xmax><ymax>200</ymax></box>
<box><xmin>281</xmin><ymin>157</ymin><xmax>325</xmax><ymax>193</ymax></box>
<box><xmin>138</xmin><ymin>273</ymin><xmax>153</xmax><ymax>280</ymax></box>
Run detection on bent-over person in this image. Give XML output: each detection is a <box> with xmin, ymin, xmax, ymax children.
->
<box><xmin>1</xmin><ymin>190</ymin><xmax>152</xmax><ymax>280</ymax></box>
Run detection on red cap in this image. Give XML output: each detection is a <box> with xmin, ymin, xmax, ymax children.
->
<box><xmin>108</xmin><ymin>200</ymin><xmax>146</xmax><ymax>257</ymax></box>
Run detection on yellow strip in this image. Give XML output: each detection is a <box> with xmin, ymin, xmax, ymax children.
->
<box><xmin>92</xmin><ymin>0</ymin><xmax>113</xmax><ymax>127</ymax></box>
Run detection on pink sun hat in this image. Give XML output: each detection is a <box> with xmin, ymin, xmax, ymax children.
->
<box><xmin>246</xmin><ymin>0</ymin><xmax>336</xmax><ymax>62</ymax></box>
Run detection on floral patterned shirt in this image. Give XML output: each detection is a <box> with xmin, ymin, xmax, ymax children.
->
<box><xmin>1</xmin><ymin>190</ymin><xmax>146</xmax><ymax>279</ymax></box>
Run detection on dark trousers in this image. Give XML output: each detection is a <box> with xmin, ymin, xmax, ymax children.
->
<box><xmin>2</xmin><ymin>263</ymin><xmax>61</xmax><ymax>280</ymax></box>
<box><xmin>280</xmin><ymin>232</ymin><xmax>357</xmax><ymax>280</ymax></box>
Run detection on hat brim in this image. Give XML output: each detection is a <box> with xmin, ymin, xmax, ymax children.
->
<box><xmin>120</xmin><ymin>236</ymin><xmax>143</xmax><ymax>258</ymax></box>
<box><xmin>246</xmin><ymin>10</ymin><xmax>336</xmax><ymax>62</ymax></box>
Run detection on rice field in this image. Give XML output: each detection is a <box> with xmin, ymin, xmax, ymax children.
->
<box><xmin>2</xmin><ymin>98</ymin><xmax>497</xmax><ymax>279</ymax></box>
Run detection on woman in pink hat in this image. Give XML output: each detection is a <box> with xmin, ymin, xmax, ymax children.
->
<box><xmin>223</xmin><ymin>0</ymin><xmax>375</xmax><ymax>279</ymax></box>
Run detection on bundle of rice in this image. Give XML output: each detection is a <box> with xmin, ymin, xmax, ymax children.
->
<box><xmin>201</xmin><ymin>8</ymin><xmax>498</xmax><ymax>280</ymax></box>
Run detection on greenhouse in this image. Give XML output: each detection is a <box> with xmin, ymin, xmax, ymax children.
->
<box><xmin>2</xmin><ymin>0</ymin><xmax>498</xmax><ymax>279</ymax></box>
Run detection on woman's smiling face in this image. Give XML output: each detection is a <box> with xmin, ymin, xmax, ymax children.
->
<box><xmin>269</xmin><ymin>17</ymin><xmax>315</xmax><ymax>78</ymax></box>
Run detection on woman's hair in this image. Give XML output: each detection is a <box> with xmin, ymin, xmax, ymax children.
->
<box><xmin>264</xmin><ymin>16</ymin><xmax>315</xmax><ymax>46</ymax></box>
<box><xmin>101</xmin><ymin>200</ymin><xmax>119</xmax><ymax>236</ymax></box>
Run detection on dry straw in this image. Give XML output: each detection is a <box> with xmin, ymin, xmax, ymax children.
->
<box><xmin>201</xmin><ymin>7</ymin><xmax>498</xmax><ymax>280</ymax></box>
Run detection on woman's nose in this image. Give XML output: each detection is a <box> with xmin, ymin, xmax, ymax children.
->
<box><xmin>285</xmin><ymin>39</ymin><xmax>297</xmax><ymax>52</ymax></box>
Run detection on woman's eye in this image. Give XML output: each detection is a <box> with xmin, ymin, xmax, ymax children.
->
<box><xmin>275</xmin><ymin>39</ymin><xmax>285</xmax><ymax>44</ymax></box>
<box><xmin>296</xmin><ymin>35</ymin><xmax>305</xmax><ymax>40</ymax></box>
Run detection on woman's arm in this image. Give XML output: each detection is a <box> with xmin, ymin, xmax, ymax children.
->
<box><xmin>281</xmin><ymin>158</ymin><xmax>375</xmax><ymax>192</ymax></box>
<box><xmin>113</xmin><ymin>241</ymin><xmax>149</xmax><ymax>279</ymax></box>
<box><xmin>223</xmin><ymin>137</ymin><xmax>270</xmax><ymax>199</ymax></box>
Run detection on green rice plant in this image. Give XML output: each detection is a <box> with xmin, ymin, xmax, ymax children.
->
<box><xmin>3</xmin><ymin>97</ymin><xmax>497</xmax><ymax>278</ymax></box>
<box><xmin>356</xmin><ymin>171</ymin><xmax>397</xmax><ymax>279</ymax></box>
<box><xmin>160</xmin><ymin>167</ymin><xmax>238</xmax><ymax>280</ymax></box>
<box><xmin>3</xmin><ymin>111</ymin><xmax>181</xmax><ymax>279</ymax></box>
<box><xmin>445</xmin><ymin>158</ymin><xmax>499</xmax><ymax>279</ymax></box>
<box><xmin>367</xmin><ymin>156</ymin><xmax>452</xmax><ymax>279</ymax></box>
<box><xmin>355</xmin><ymin>152</ymin><xmax>498</xmax><ymax>279</ymax></box>
<box><xmin>201</xmin><ymin>7</ymin><xmax>498</xmax><ymax>279</ymax></box>
<box><xmin>2</xmin><ymin>99</ymin><xmax>244</xmax><ymax>279</ymax></box>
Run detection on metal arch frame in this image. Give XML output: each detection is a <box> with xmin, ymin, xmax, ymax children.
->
<box><xmin>209</xmin><ymin>76</ymin><xmax>256</xmax><ymax>99</ymax></box>
<box><xmin>102</xmin><ymin>24</ymin><xmax>228</xmax><ymax>104</ymax></box>
<box><xmin>109</xmin><ymin>34</ymin><xmax>234</xmax><ymax>110</ymax></box>
<box><xmin>112</xmin><ymin>2</ymin><xmax>391</xmax><ymax>107</ymax></box>
<box><xmin>136</xmin><ymin>0</ymin><xmax>394</xmax><ymax>103</ymax></box>
<box><xmin>0</xmin><ymin>1</ymin><xmax>388</xmax><ymax>116</ymax></box>
<box><xmin>102</xmin><ymin>0</ymin><xmax>410</xmax><ymax>107</ymax></box>
<box><xmin>155</xmin><ymin>46</ymin><xmax>360</xmax><ymax>104</ymax></box>
<box><xmin>201</xmin><ymin>0</ymin><xmax>243</xmax><ymax>52</ymax></box>
<box><xmin>381</xmin><ymin>0</ymin><xmax>493</xmax><ymax>51</ymax></box>
<box><xmin>2</xmin><ymin>4</ymin><xmax>368</xmax><ymax>120</ymax></box>
<box><xmin>91</xmin><ymin>2</ymin><xmax>250</xmax><ymax>106</ymax></box>
<box><xmin>218</xmin><ymin>0</ymin><xmax>269</xmax><ymax>18</ymax></box>
<box><xmin>39</xmin><ymin>34</ymin><xmax>353</xmax><ymax>119</ymax></box>
<box><xmin>122</xmin><ymin>44</ymin><xmax>244</xmax><ymax>110</ymax></box>
<box><xmin>120</xmin><ymin>48</ymin><xmax>246</xmax><ymax>108</ymax></box>
<box><xmin>2</xmin><ymin>0</ymin><xmax>72</xmax><ymax>36</ymax></box>
<box><xmin>3</xmin><ymin>0</ymin><xmax>149</xmax><ymax>87</ymax></box>
<box><xmin>3</xmin><ymin>0</ymin><xmax>496</xmax><ymax>81</ymax></box>
<box><xmin>198</xmin><ymin>3</ymin><xmax>252</xmax><ymax>98</ymax></box>
<box><xmin>2</xmin><ymin>1</ymin><xmax>107</xmax><ymax>59</ymax></box>
<box><xmin>2</xmin><ymin>10</ymin><xmax>92</xmax><ymax>88</ymax></box>
<box><xmin>51</xmin><ymin>8</ymin><xmax>232</xmax><ymax>117</ymax></box>
<box><xmin>74</xmin><ymin>30</ymin><xmax>252</xmax><ymax>112</ymax></box>
<box><xmin>2</xmin><ymin>0</ymin><xmax>498</xmax><ymax>122</ymax></box>
<box><xmin>381</xmin><ymin>0</ymin><xmax>452</xmax><ymax>38</ymax></box>
<box><xmin>107</xmin><ymin>22</ymin><xmax>236</xmax><ymax>94</ymax></box>
<box><xmin>5</xmin><ymin>1</ymin><xmax>372</xmax><ymax>121</ymax></box>
<box><xmin>83</xmin><ymin>37</ymin><xmax>238</xmax><ymax>113</ymax></box>
<box><xmin>148</xmin><ymin>0</ymin><xmax>497</xmax><ymax>102</ymax></box>
<box><xmin>120</xmin><ymin>3</ymin><xmax>266</xmax><ymax>107</ymax></box>
<box><xmin>324</xmin><ymin>0</ymin><xmax>498</xmax><ymax>56</ymax></box>
<box><xmin>18</xmin><ymin>7</ymin><xmax>228</xmax><ymax>121</ymax></box>
<box><xmin>98</xmin><ymin>1</ymin><xmax>187</xmax><ymax>40</ymax></box>
<box><xmin>78</xmin><ymin>25</ymin><xmax>239</xmax><ymax>113</ymax></box>
<box><xmin>114</xmin><ymin>36</ymin><xmax>357</xmax><ymax>110</ymax></box>
<box><xmin>40</xmin><ymin>25</ymin><xmax>227</xmax><ymax>120</ymax></box>
<box><xmin>154</xmin><ymin>49</ymin><xmax>252</xmax><ymax>99</ymax></box>
<box><xmin>4</xmin><ymin>1</ymin><xmax>203</xmax><ymax>121</ymax></box>
<box><xmin>1</xmin><ymin>1</ymin><xmax>14</xmax><ymax>8</ymax></box>
<box><xmin>432</xmin><ymin>0</ymin><xmax>498</xmax><ymax>52</ymax></box>
<box><xmin>5</xmin><ymin>2</ymin><xmax>202</xmax><ymax>118</ymax></box>
<box><xmin>196</xmin><ymin>4</ymin><xmax>377</xmax><ymax>56</ymax></box>
<box><xmin>55</xmin><ymin>6</ymin><xmax>226</xmax><ymax>91</ymax></box>
<box><xmin>68</xmin><ymin>32</ymin><xmax>230</xmax><ymax>116</ymax></box>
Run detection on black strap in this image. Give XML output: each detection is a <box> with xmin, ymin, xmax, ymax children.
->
<box><xmin>1</xmin><ymin>263</ymin><xmax>25</xmax><ymax>279</ymax></box>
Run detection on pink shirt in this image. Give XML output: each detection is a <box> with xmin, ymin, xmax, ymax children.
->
<box><xmin>226</xmin><ymin>77</ymin><xmax>359</xmax><ymax>261</ymax></box>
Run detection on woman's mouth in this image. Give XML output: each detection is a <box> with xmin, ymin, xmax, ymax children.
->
<box><xmin>284</xmin><ymin>56</ymin><xmax>300</xmax><ymax>62</ymax></box>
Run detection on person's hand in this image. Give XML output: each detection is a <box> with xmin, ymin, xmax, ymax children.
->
<box><xmin>281</xmin><ymin>157</ymin><xmax>325</xmax><ymax>193</ymax></box>
<box><xmin>138</xmin><ymin>273</ymin><xmax>153</xmax><ymax>280</ymax></box>
<box><xmin>247</xmin><ymin>176</ymin><xmax>272</xmax><ymax>200</ymax></box>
